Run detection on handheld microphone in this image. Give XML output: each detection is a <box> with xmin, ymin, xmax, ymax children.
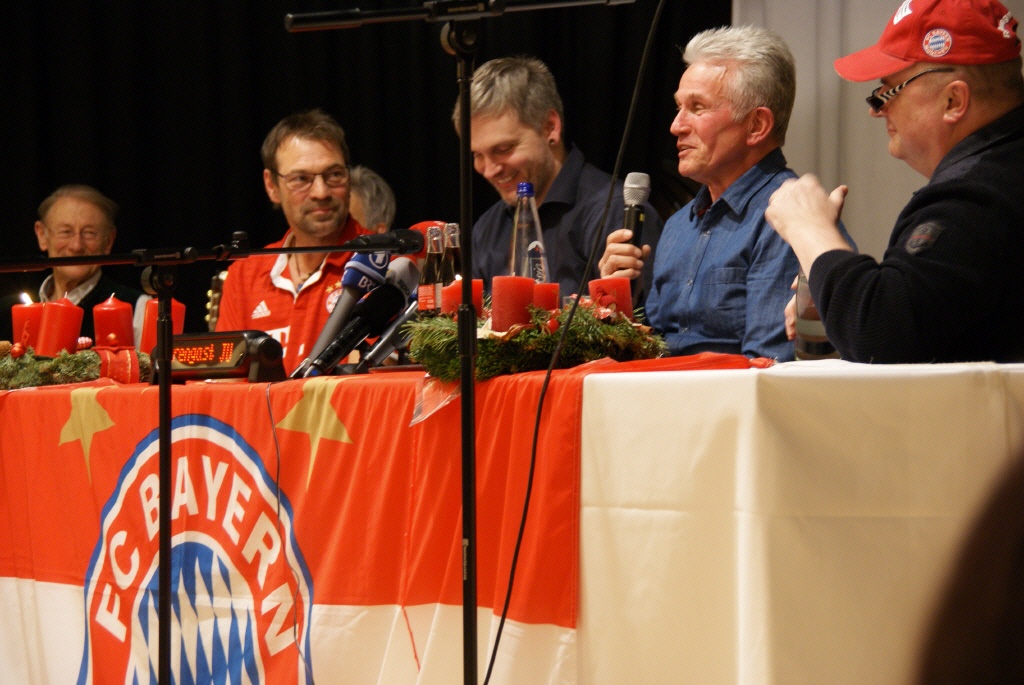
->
<box><xmin>301</xmin><ymin>257</ymin><xmax>422</xmax><ymax>378</ymax></box>
<box><xmin>338</xmin><ymin>228</ymin><xmax>425</xmax><ymax>255</ymax></box>
<box><xmin>289</xmin><ymin>251</ymin><xmax>389</xmax><ymax>379</ymax></box>
<box><xmin>623</xmin><ymin>172</ymin><xmax>651</xmax><ymax>248</ymax></box>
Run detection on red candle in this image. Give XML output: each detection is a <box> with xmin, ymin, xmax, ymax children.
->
<box><xmin>491</xmin><ymin>275</ymin><xmax>535</xmax><ymax>332</ymax></box>
<box><xmin>11</xmin><ymin>298</ymin><xmax>44</xmax><ymax>350</ymax></box>
<box><xmin>533</xmin><ymin>282</ymin><xmax>561</xmax><ymax>311</ymax></box>
<box><xmin>440</xmin><ymin>281</ymin><xmax>460</xmax><ymax>316</ymax></box>
<box><xmin>35</xmin><ymin>297</ymin><xmax>84</xmax><ymax>357</ymax></box>
<box><xmin>588</xmin><ymin>277</ymin><xmax>633</xmax><ymax>319</ymax></box>
<box><xmin>93</xmin><ymin>295</ymin><xmax>135</xmax><ymax>348</ymax></box>
<box><xmin>470</xmin><ymin>279</ymin><xmax>484</xmax><ymax>316</ymax></box>
<box><xmin>139</xmin><ymin>298</ymin><xmax>186</xmax><ymax>354</ymax></box>
<box><xmin>441</xmin><ymin>279</ymin><xmax>485</xmax><ymax>317</ymax></box>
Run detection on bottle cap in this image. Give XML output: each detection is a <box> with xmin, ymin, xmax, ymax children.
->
<box><xmin>516</xmin><ymin>182</ymin><xmax>535</xmax><ymax>197</ymax></box>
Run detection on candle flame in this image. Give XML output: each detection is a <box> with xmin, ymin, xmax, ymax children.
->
<box><xmin>19</xmin><ymin>292</ymin><xmax>32</xmax><ymax>305</ymax></box>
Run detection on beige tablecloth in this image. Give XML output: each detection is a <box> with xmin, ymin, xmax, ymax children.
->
<box><xmin>579</xmin><ymin>360</ymin><xmax>1024</xmax><ymax>685</ymax></box>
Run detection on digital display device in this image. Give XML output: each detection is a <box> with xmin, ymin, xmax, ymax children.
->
<box><xmin>155</xmin><ymin>330</ymin><xmax>286</xmax><ymax>383</ymax></box>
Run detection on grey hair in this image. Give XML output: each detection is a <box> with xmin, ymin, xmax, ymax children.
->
<box><xmin>349</xmin><ymin>165</ymin><xmax>397</xmax><ymax>231</ymax></box>
<box><xmin>452</xmin><ymin>55</ymin><xmax>564</xmax><ymax>133</ymax></box>
<box><xmin>682</xmin><ymin>25</ymin><xmax>796</xmax><ymax>145</ymax></box>
<box><xmin>38</xmin><ymin>184</ymin><xmax>118</xmax><ymax>232</ymax></box>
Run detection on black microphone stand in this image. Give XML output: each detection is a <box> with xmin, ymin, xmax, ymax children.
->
<box><xmin>0</xmin><ymin>233</ymin><xmax>419</xmax><ymax>685</ymax></box>
<box><xmin>445</xmin><ymin>21</ymin><xmax>481</xmax><ymax>682</ymax></box>
<box><xmin>144</xmin><ymin>263</ymin><xmax>177</xmax><ymax>682</ymax></box>
<box><xmin>0</xmin><ymin>244</ymin><xmax>229</xmax><ymax>685</ymax></box>
<box><xmin>285</xmin><ymin>2</ymin><xmax>634</xmax><ymax>684</ymax></box>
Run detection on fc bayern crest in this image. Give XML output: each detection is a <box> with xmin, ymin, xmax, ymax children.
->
<box><xmin>77</xmin><ymin>415</ymin><xmax>314</xmax><ymax>684</ymax></box>
<box><xmin>922</xmin><ymin>29</ymin><xmax>953</xmax><ymax>57</ymax></box>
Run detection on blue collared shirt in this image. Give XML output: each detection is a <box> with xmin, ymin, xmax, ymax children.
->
<box><xmin>645</xmin><ymin>148</ymin><xmax>798</xmax><ymax>361</ymax></box>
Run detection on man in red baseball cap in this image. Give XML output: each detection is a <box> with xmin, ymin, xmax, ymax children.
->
<box><xmin>764</xmin><ymin>0</ymin><xmax>1024</xmax><ymax>363</ymax></box>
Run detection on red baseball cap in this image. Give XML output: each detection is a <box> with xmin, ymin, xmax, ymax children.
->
<box><xmin>834</xmin><ymin>0</ymin><xmax>1021</xmax><ymax>82</ymax></box>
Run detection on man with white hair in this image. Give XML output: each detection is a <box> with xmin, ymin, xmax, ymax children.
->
<box><xmin>600</xmin><ymin>25</ymin><xmax>822</xmax><ymax>361</ymax></box>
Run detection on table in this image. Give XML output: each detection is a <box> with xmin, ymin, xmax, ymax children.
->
<box><xmin>3</xmin><ymin>357</ymin><xmax>1022</xmax><ymax>684</ymax></box>
<box><xmin>579</xmin><ymin>359</ymin><xmax>1024</xmax><ymax>684</ymax></box>
<box><xmin>0</xmin><ymin>367</ymin><xmax>594</xmax><ymax>684</ymax></box>
<box><xmin>0</xmin><ymin>354</ymin><xmax>752</xmax><ymax>684</ymax></box>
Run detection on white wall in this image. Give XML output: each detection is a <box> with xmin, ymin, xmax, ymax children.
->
<box><xmin>733</xmin><ymin>0</ymin><xmax>1024</xmax><ymax>258</ymax></box>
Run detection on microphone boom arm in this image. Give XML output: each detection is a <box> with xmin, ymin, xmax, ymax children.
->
<box><xmin>285</xmin><ymin>0</ymin><xmax>634</xmax><ymax>32</ymax></box>
<box><xmin>0</xmin><ymin>229</ymin><xmax>422</xmax><ymax>276</ymax></box>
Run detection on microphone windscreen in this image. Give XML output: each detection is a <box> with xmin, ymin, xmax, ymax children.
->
<box><xmin>391</xmin><ymin>229</ymin><xmax>425</xmax><ymax>254</ymax></box>
<box><xmin>624</xmin><ymin>172</ymin><xmax>651</xmax><ymax>205</ymax></box>
<box><xmin>385</xmin><ymin>257</ymin><xmax>421</xmax><ymax>300</ymax></box>
<box><xmin>342</xmin><ymin>251</ymin><xmax>389</xmax><ymax>289</ymax></box>
<box><xmin>353</xmin><ymin>283</ymin><xmax>409</xmax><ymax>334</ymax></box>
<box><xmin>404</xmin><ymin>220</ymin><xmax>446</xmax><ymax>262</ymax></box>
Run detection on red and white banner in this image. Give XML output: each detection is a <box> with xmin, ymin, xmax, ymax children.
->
<box><xmin>0</xmin><ymin>354</ymin><xmax>762</xmax><ymax>683</ymax></box>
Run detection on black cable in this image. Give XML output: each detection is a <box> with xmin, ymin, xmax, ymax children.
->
<box><xmin>481</xmin><ymin>0</ymin><xmax>667</xmax><ymax>681</ymax></box>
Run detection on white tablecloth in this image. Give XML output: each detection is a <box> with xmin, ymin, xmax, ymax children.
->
<box><xmin>578</xmin><ymin>360</ymin><xmax>1024</xmax><ymax>684</ymax></box>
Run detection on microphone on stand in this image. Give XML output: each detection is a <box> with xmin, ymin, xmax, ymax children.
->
<box><xmin>338</xmin><ymin>228</ymin><xmax>425</xmax><ymax>254</ymax></box>
<box><xmin>290</xmin><ymin>251</ymin><xmax>389</xmax><ymax>379</ymax></box>
<box><xmin>300</xmin><ymin>258</ymin><xmax>421</xmax><ymax>378</ymax></box>
<box><xmin>353</xmin><ymin>300</ymin><xmax>419</xmax><ymax>373</ymax></box>
<box><xmin>623</xmin><ymin>172</ymin><xmax>650</xmax><ymax>248</ymax></box>
<box><xmin>351</xmin><ymin>256</ymin><xmax>422</xmax><ymax>373</ymax></box>
<box><xmin>380</xmin><ymin>256</ymin><xmax>420</xmax><ymax>300</ymax></box>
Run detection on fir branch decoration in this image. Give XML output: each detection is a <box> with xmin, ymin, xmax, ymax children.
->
<box><xmin>405</xmin><ymin>303</ymin><xmax>666</xmax><ymax>382</ymax></box>
<box><xmin>0</xmin><ymin>346</ymin><xmax>152</xmax><ymax>390</ymax></box>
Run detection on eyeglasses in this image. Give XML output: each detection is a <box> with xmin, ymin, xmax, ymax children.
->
<box><xmin>274</xmin><ymin>165</ymin><xmax>350</xmax><ymax>192</ymax></box>
<box><xmin>45</xmin><ymin>224</ymin><xmax>107</xmax><ymax>245</ymax></box>
<box><xmin>866</xmin><ymin>67</ymin><xmax>955</xmax><ymax>113</ymax></box>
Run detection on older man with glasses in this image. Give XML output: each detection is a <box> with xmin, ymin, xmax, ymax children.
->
<box><xmin>766</xmin><ymin>0</ymin><xmax>1024</xmax><ymax>363</ymax></box>
<box><xmin>0</xmin><ymin>184</ymin><xmax>150</xmax><ymax>346</ymax></box>
<box><xmin>214</xmin><ymin>108</ymin><xmax>373</xmax><ymax>375</ymax></box>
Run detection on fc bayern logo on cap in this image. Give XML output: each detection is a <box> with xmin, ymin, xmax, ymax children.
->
<box><xmin>922</xmin><ymin>29</ymin><xmax>953</xmax><ymax>57</ymax></box>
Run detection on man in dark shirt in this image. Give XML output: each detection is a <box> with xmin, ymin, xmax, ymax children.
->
<box><xmin>766</xmin><ymin>0</ymin><xmax>1024</xmax><ymax>363</ymax></box>
<box><xmin>452</xmin><ymin>56</ymin><xmax>663</xmax><ymax>298</ymax></box>
<box><xmin>0</xmin><ymin>185</ymin><xmax>148</xmax><ymax>346</ymax></box>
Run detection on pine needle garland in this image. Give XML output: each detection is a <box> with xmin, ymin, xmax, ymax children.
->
<box><xmin>405</xmin><ymin>303</ymin><xmax>666</xmax><ymax>382</ymax></box>
<box><xmin>0</xmin><ymin>346</ymin><xmax>153</xmax><ymax>390</ymax></box>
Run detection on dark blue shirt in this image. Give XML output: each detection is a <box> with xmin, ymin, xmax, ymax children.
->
<box><xmin>471</xmin><ymin>144</ymin><xmax>664</xmax><ymax>298</ymax></box>
<box><xmin>645</xmin><ymin>148</ymin><xmax>799</xmax><ymax>361</ymax></box>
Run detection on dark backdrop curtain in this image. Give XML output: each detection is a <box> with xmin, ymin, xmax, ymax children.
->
<box><xmin>0</xmin><ymin>0</ymin><xmax>729</xmax><ymax>332</ymax></box>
